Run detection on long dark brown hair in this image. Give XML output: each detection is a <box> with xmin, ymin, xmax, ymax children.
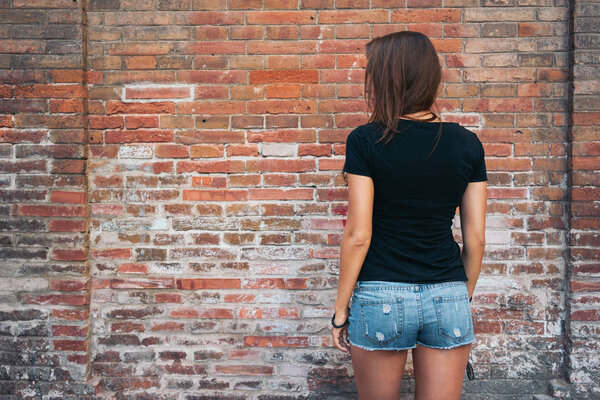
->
<box><xmin>364</xmin><ymin>31</ymin><xmax>444</xmax><ymax>158</ymax></box>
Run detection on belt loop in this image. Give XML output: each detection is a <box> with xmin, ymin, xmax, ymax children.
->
<box><xmin>354</xmin><ymin>281</ymin><xmax>360</xmax><ymax>289</ymax></box>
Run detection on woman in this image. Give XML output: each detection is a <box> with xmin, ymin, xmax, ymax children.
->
<box><xmin>330</xmin><ymin>31</ymin><xmax>487</xmax><ymax>400</ymax></box>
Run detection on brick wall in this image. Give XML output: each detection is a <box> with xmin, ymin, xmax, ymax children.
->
<box><xmin>0</xmin><ymin>0</ymin><xmax>598</xmax><ymax>398</ymax></box>
<box><xmin>0</xmin><ymin>0</ymin><xmax>93</xmax><ymax>398</ymax></box>
<box><xmin>566</xmin><ymin>0</ymin><xmax>600</xmax><ymax>397</ymax></box>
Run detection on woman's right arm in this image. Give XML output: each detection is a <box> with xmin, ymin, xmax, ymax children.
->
<box><xmin>459</xmin><ymin>180</ymin><xmax>487</xmax><ymax>300</ymax></box>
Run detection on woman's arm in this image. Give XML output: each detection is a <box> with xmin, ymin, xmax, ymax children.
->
<box><xmin>334</xmin><ymin>173</ymin><xmax>374</xmax><ymax>317</ymax></box>
<box><xmin>459</xmin><ymin>180</ymin><xmax>487</xmax><ymax>300</ymax></box>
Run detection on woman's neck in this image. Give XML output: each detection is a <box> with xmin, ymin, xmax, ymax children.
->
<box><xmin>399</xmin><ymin>111</ymin><xmax>440</xmax><ymax>122</ymax></box>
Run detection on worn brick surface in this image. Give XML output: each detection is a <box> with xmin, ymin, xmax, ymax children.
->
<box><xmin>0</xmin><ymin>0</ymin><xmax>94</xmax><ymax>399</ymax></box>
<box><xmin>0</xmin><ymin>0</ymin><xmax>598</xmax><ymax>398</ymax></box>
<box><xmin>566</xmin><ymin>0</ymin><xmax>600</xmax><ymax>398</ymax></box>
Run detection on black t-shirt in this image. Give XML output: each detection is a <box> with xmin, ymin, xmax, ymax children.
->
<box><xmin>342</xmin><ymin>119</ymin><xmax>487</xmax><ymax>283</ymax></box>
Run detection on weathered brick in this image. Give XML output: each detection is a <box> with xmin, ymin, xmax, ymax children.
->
<box><xmin>1</xmin><ymin>0</ymin><xmax>597</xmax><ymax>398</ymax></box>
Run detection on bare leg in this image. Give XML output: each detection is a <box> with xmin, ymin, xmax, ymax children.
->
<box><xmin>412</xmin><ymin>342</ymin><xmax>472</xmax><ymax>400</ymax></box>
<box><xmin>350</xmin><ymin>345</ymin><xmax>410</xmax><ymax>400</ymax></box>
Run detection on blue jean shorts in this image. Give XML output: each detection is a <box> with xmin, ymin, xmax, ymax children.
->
<box><xmin>348</xmin><ymin>280</ymin><xmax>475</xmax><ymax>351</ymax></box>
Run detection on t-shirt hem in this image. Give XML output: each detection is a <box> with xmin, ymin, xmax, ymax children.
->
<box><xmin>356</xmin><ymin>277</ymin><xmax>468</xmax><ymax>284</ymax></box>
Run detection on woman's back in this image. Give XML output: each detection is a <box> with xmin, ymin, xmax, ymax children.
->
<box><xmin>332</xmin><ymin>31</ymin><xmax>486</xmax><ymax>400</ymax></box>
<box><xmin>343</xmin><ymin>119</ymin><xmax>487</xmax><ymax>283</ymax></box>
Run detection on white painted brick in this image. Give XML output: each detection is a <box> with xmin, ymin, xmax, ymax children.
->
<box><xmin>0</xmin><ymin>278</ymin><xmax>47</xmax><ymax>291</ymax></box>
<box><xmin>260</xmin><ymin>143</ymin><xmax>296</xmax><ymax>157</ymax></box>
<box><xmin>118</xmin><ymin>145</ymin><xmax>153</xmax><ymax>159</ymax></box>
<box><xmin>486</xmin><ymin>229</ymin><xmax>511</xmax><ymax>244</ymax></box>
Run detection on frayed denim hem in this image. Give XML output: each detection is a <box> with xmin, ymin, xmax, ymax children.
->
<box><xmin>416</xmin><ymin>339</ymin><xmax>475</xmax><ymax>350</ymax></box>
<box><xmin>349</xmin><ymin>339</ymin><xmax>416</xmax><ymax>352</ymax></box>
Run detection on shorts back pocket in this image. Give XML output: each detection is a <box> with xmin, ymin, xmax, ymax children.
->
<box><xmin>358</xmin><ymin>297</ymin><xmax>404</xmax><ymax>346</ymax></box>
<box><xmin>433</xmin><ymin>294</ymin><xmax>472</xmax><ymax>343</ymax></box>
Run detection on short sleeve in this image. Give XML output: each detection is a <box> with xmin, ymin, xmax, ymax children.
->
<box><xmin>343</xmin><ymin>129</ymin><xmax>371</xmax><ymax>177</ymax></box>
<box><xmin>469</xmin><ymin>136</ymin><xmax>487</xmax><ymax>182</ymax></box>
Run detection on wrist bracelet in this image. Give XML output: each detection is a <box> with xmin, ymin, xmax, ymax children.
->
<box><xmin>331</xmin><ymin>311</ymin><xmax>349</xmax><ymax>328</ymax></box>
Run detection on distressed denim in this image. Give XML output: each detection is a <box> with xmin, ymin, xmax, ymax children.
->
<box><xmin>348</xmin><ymin>280</ymin><xmax>475</xmax><ymax>351</ymax></box>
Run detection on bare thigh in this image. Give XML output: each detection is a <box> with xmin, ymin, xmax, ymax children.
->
<box><xmin>412</xmin><ymin>342</ymin><xmax>472</xmax><ymax>400</ymax></box>
<box><xmin>350</xmin><ymin>345</ymin><xmax>409</xmax><ymax>400</ymax></box>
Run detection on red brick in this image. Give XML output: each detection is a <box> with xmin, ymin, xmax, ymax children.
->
<box><xmin>250</xmin><ymin>70</ymin><xmax>318</xmax><ymax>84</ymax></box>
<box><xmin>231</xmin><ymin>85</ymin><xmax>265</xmax><ymax>99</ymax></box>
<box><xmin>392</xmin><ymin>8</ymin><xmax>462</xmax><ymax>22</ymax></box>
<box><xmin>519</xmin><ymin>22</ymin><xmax>554</xmax><ymax>36</ymax></box>
<box><xmin>319</xmin><ymin>10</ymin><xmax>388</xmax><ymax>23</ymax></box>
<box><xmin>177</xmin><ymin>160</ymin><xmax>245</xmax><ymax>173</ymax></box>
<box><xmin>247</xmin><ymin>159</ymin><xmax>315</xmax><ymax>172</ymax></box>
<box><xmin>177</xmin><ymin>70</ymin><xmax>246</xmax><ymax>84</ymax></box>
<box><xmin>118</xmin><ymin>263</ymin><xmax>148</xmax><ymax>274</ymax></box>
<box><xmin>0</xmin><ymin>40</ymin><xmax>45</xmax><ymax>53</ymax></box>
<box><xmin>156</xmin><ymin>144</ymin><xmax>190</xmax><ymax>158</ymax></box>
<box><xmin>105</xmin><ymin>130</ymin><xmax>174</xmax><ymax>143</ymax></box>
<box><xmin>49</xmin><ymin>70</ymin><xmax>84</xmax><ymax>83</ymax></box>
<box><xmin>53</xmin><ymin>340</ymin><xmax>87</xmax><ymax>351</ymax></box>
<box><xmin>319</xmin><ymin>158</ymin><xmax>344</xmax><ymax>171</ymax></box>
<box><xmin>177</xmin><ymin>41</ymin><xmax>246</xmax><ymax>54</ymax></box>
<box><xmin>49</xmin><ymin>99</ymin><xmax>83</xmax><ymax>113</ymax></box>
<box><xmin>243</xmin><ymin>336</ymin><xmax>309</xmax><ymax>347</ymax></box>
<box><xmin>18</xmin><ymin>205</ymin><xmax>85</xmax><ymax>217</ymax></box>
<box><xmin>248</xmin><ymin>40</ymin><xmax>317</xmax><ymax>54</ymax></box>
<box><xmin>193</xmin><ymin>25</ymin><xmax>228</xmax><ymax>40</ymax></box>
<box><xmin>318</xmin><ymin>40</ymin><xmax>368</xmax><ymax>54</ymax></box>
<box><xmin>248</xmin><ymin>188</ymin><xmax>314</xmax><ymax>200</ymax></box>
<box><xmin>51</xmin><ymin>191</ymin><xmax>86</xmax><ymax>204</ymax></box>
<box><xmin>14</xmin><ymin>84</ymin><xmax>84</xmax><ymax>99</ymax></box>
<box><xmin>110</xmin><ymin>278</ymin><xmax>175</xmax><ymax>289</ymax></box>
<box><xmin>190</xmin><ymin>144</ymin><xmax>225</xmax><ymax>158</ymax></box>
<box><xmin>229</xmin><ymin>25</ymin><xmax>262</xmax><ymax>40</ymax></box>
<box><xmin>266</xmin><ymin>84</ymin><xmax>301</xmax><ymax>98</ymax></box>
<box><xmin>52</xmin><ymin>250</ymin><xmax>87</xmax><ymax>262</ymax></box>
<box><xmin>125</xmin><ymin>87</ymin><xmax>190</xmax><ymax>99</ymax></box>
<box><xmin>194</xmin><ymin>86</ymin><xmax>229</xmax><ymax>99</ymax></box>
<box><xmin>188</xmin><ymin>11</ymin><xmax>245</xmax><ymax>24</ymax></box>
<box><xmin>106</xmin><ymin>42</ymin><xmax>171</xmax><ymax>55</ymax></box>
<box><xmin>106</xmin><ymin>101</ymin><xmax>175</xmax><ymax>115</ymax></box>
<box><xmin>178</xmin><ymin>101</ymin><xmax>245</xmax><ymax>114</ymax></box>
<box><xmin>247</xmin><ymin>100</ymin><xmax>317</xmax><ymax>114</ymax></box>
<box><xmin>125</xmin><ymin>115</ymin><xmax>159</xmax><ymax>129</ymax></box>
<box><xmin>246</xmin><ymin>11</ymin><xmax>316</xmax><ymax>24</ymax></box>
<box><xmin>177</xmin><ymin>278</ymin><xmax>241</xmax><ymax>289</ymax></box>
<box><xmin>266</xmin><ymin>25</ymin><xmax>299</xmax><ymax>39</ymax></box>
<box><xmin>124</xmin><ymin>56</ymin><xmax>157</xmax><ymax>70</ymax></box>
<box><xmin>178</xmin><ymin>130</ymin><xmax>245</xmax><ymax>144</ymax></box>
<box><xmin>49</xmin><ymin>220</ymin><xmax>86</xmax><ymax>232</ymax></box>
<box><xmin>192</xmin><ymin>176</ymin><xmax>227</xmax><ymax>188</ymax></box>
<box><xmin>183</xmin><ymin>190</ymin><xmax>248</xmax><ymax>201</ymax></box>
<box><xmin>0</xmin><ymin>130</ymin><xmax>45</xmax><ymax>143</ymax></box>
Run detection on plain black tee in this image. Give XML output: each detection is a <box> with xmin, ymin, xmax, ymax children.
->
<box><xmin>342</xmin><ymin>119</ymin><xmax>487</xmax><ymax>283</ymax></box>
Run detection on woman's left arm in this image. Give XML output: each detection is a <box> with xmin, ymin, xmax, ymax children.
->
<box><xmin>334</xmin><ymin>172</ymin><xmax>374</xmax><ymax>319</ymax></box>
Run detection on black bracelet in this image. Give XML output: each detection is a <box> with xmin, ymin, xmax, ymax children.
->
<box><xmin>331</xmin><ymin>311</ymin><xmax>349</xmax><ymax>328</ymax></box>
<box><xmin>469</xmin><ymin>296</ymin><xmax>473</xmax><ymax>302</ymax></box>
<box><xmin>466</xmin><ymin>360</ymin><xmax>475</xmax><ymax>380</ymax></box>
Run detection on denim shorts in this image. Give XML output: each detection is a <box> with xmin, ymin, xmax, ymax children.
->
<box><xmin>348</xmin><ymin>280</ymin><xmax>475</xmax><ymax>351</ymax></box>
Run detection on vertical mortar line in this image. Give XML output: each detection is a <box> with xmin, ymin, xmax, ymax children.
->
<box><xmin>80</xmin><ymin>0</ymin><xmax>92</xmax><ymax>381</ymax></box>
<box><xmin>563</xmin><ymin>0</ymin><xmax>575</xmax><ymax>384</ymax></box>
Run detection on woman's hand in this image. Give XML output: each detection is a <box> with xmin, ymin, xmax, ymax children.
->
<box><xmin>331</xmin><ymin>309</ymin><xmax>352</xmax><ymax>353</ymax></box>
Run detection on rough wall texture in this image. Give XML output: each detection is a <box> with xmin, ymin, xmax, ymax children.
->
<box><xmin>0</xmin><ymin>0</ymin><xmax>93</xmax><ymax>398</ymax></box>
<box><xmin>566</xmin><ymin>0</ymin><xmax>600</xmax><ymax>397</ymax></box>
<box><xmin>0</xmin><ymin>0</ymin><xmax>598</xmax><ymax>399</ymax></box>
